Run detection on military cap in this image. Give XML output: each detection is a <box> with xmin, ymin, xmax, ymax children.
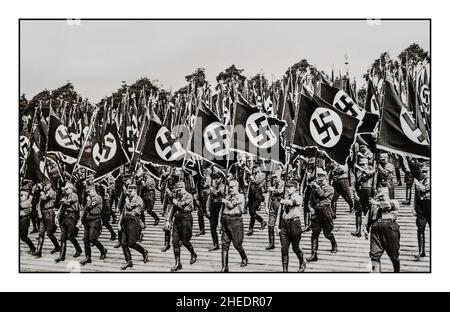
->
<box><xmin>174</xmin><ymin>181</ymin><xmax>185</xmax><ymax>190</ymax></box>
<box><xmin>229</xmin><ymin>180</ymin><xmax>239</xmax><ymax>188</ymax></box>
<box><xmin>379</xmin><ymin>153</ymin><xmax>389</xmax><ymax>160</ymax></box>
<box><xmin>63</xmin><ymin>182</ymin><xmax>75</xmax><ymax>190</ymax></box>
<box><xmin>316</xmin><ymin>168</ymin><xmax>327</xmax><ymax>177</ymax></box>
<box><xmin>358</xmin><ymin>158</ymin><xmax>369</xmax><ymax>165</ymax></box>
<box><xmin>287</xmin><ymin>180</ymin><xmax>298</xmax><ymax>188</ymax></box>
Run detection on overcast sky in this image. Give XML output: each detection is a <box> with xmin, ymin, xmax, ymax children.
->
<box><xmin>20</xmin><ymin>19</ymin><xmax>430</xmax><ymax>102</ymax></box>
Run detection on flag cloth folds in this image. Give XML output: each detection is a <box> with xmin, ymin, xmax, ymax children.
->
<box><xmin>47</xmin><ymin>112</ymin><xmax>79</xmax><ymax>164</ymax></box>
<box><xmin>293</xmin><ymin>94</ymin><xmax>360</xmax><ymax>165</ymax></box>
<box><xmin>190</xmin><ymin>104</ymin><xmax>229</xmax><ymax>169</ymax></box>
<box><xmin>141</xmin><ymin>119</ymin><xmax>185</xmax><ymax>167</ymax></box>
<box><xmin>377</xmin><ymin>81</ymin><xmax>430</xmax><ymax>159</ymax></box>
<box><xmin>365</xmin><ymin>79</ymin><xmax>381</xmax><ymax>115</ymax></box>
<box><xmin>321</xmin><ymin>83</ymin><xmax>378</xmax><ymax>133</ymax></box>
<box><xmin>231</xmin><ymin>98</ymin><xmax>286</xmax><ymax>164</ymax></box>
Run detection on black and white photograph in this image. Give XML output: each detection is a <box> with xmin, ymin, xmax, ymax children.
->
<box><xmin>17</xmin><ymin>18</ymin><xmax>431</xmax><ymax>274</ymax></box>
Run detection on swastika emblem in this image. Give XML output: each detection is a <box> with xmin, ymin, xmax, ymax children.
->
<box><xmin>245</xmin><ymin>112</ymin><xmax>277</xmax><ymax>149</ymax></box>
<box><xmin>93</xmin><ymin>133</ymin><xmax>117</xmax><ymax>166</ymax></box>
<box><xmin>400</xmin><ymin>107</ymin><xmax>429</xmax><ymax>146</ymax></box>
<box><xmin>333</xmin><ymin>90</ymin><xmax>364</xmax><ymax>120</ymax></box>
<box><xmin>155</xmin><ymin>127</ymin><xmax>185</xmax><ymax>161</ymax></box>
<box><xmin>204</xmin><ymin>122</ymin><xmax>229</xmax><ymax>157</ymax></box>
<box><xmin>309</xmin><ymin>107</ymin><xmax>343</xmax><ymax>148</ymax></box>
<box><xmin>420</xmin><ymin>84</ymin><xmax>430</xmax><ymax>107</ymax></box>
<box><xmin>20</xmin><ymin>135</ymin><xmax>30</xmax><ymax>158</ymax></box>
<box><xmin>56</xmin><ymin>125</ymin><xmax>78</xmax><ymax>150</ymax></box>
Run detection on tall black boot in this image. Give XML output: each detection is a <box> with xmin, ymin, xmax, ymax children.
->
<box><xmin>329</xmin><ymin>234</ymin><xmax>338</xmax><ymax>253</ymax></box>
<box><xmin>92</xmin><ymin>240</ymin><xmax>107</xmax><ymax>260</ymax></box>
<box><xmin>331</xmin><ymin>202</ymin><xmax>337</xmax><ymax>219</ymax></box>
<box><xmin>266</xmin><ymin>227</ymin><xmax>275</xmax><ymax>250</ymax></box>
<box><xmin>171</xmin><ymin>247</ymin><xmax>182</xmax><ymax>272</ymax></box>
<box><xmin>371</xmin><ymin>260</ymin><xmax>381</xmax><ymax>273</ymax></box>
<box><xmin>121</xmin><ymin>246</ymin><xmax>133</xmax><ymax>270</ymax></box>
<box><xmin>282</xmin><ymin>255</ymin><xmax>289</xmax><ymax>272</ymax></box>
<box><xmin>238</xmin><ymin>249</ymin><xmax>248</xmax><ymax>267</ymax></box>
<box><xmin>185</xmin><ymin>243</ymin><xmax>197</xmax><ymax>264</ymax></box>
<box><xmin>114</xmin><ymin>231</ymin><xmax>122</xmax><ymax>248</ymax></box>
<box><xmin>303</xmin><ymin>213</ymin><xmax>311</xmax><ymax>232</ymax></box>
<box><xmin>54</xmin><ymin>241</ymin><xmax>66</xmax><ymax>263</ymax></box>
<box><xmin>80</xmin><ymin>241</ymin><xmax>92</xmax><ymax>265</ymax></box>
<box><xmin>48</xmin><ymin>234</ymin><xmax>60</xmax><ymax>254</ymax></box>
<box><xmin>392</xmin><ymin>259</ymin><xmax>401</xmax><ymax>273</ymax></box>
<box><xmin>131</xmin><ymin>243</ymin><xmax>148</xmax><ymax>263</ymax></box>
<box><xmin>161</xmin><ymin>230</ymin><xmax>171</xmax><ymax>252</ymax></box>
<box><xmin>415</xmin><ymin>232</ymin><xmax>426</xmax><ymax>260</ymax></box>
<box><xmin>34</xmin><ymin>237</ymin><xmax>44</xmax><ymax>258</ymax></box>
<box><xmin>22</xmin><ymin>236</ymin><xmax>36</xmax><ymax>254</ymax></box>
<box><xmin>306</xmin><ymin>238</ymin><xmax>318</xmax><ymax>262</ymax></box>
<box><xmin>70</xmin><ymin>238</ymin><xmax>82</xmax><ymax>258</ymax></box>
<box><xmin>220</xmin><ymin>250</ymin><xmax>229</xmax><ymax>272</ymax></box>
<box><xmin>247</xmin><ymin>216</ymin><xmax>255</xmax><ymax>236</ymax></box>
<box><xmin>294</xmin><ymin>249</ymin><xmax>306</xmax><ymax>273</ymax></box>
<box><xmin>351</xmin><ymin>216</ymin><xmax>362</xmax><ymax>237</ymax></box>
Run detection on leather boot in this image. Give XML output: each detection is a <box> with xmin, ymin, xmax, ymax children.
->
<box><xmin>331</xmin><ymin>202</ymin><xmax>337</xmax><ymax>219</ymax></box>
<box><xmin>208</xmin><ymin>244</ymin><xmax>220</xmax><ymax>252</ymax></box>
<box><xmin>266</xmin><ymin>227</ymin><xmax>275</xmax><ymax>250</ymax></box>
<box><xmin>161</xmin><ymin>230</ymin><xmax>171</xmax><ymax>252</ymax></box>
<box><xmin>371</xmin><ymin>260</ymin><xmax>381</xmax><ymax>273</ymax></box>
<box><xmin>306</xmin><ymin>238</ymin><xmax>318</xmax><ymax>262</ymax></box>
<box><xmin>34</xmin><ymin>237</ymin><xmax>44</xmax><ymax>258</ymax></box>
<box><xmin>303</xmin><ymin>213</ymin><xmax>311</xmax><ymax>232</ymax></box>
<box><xmin>282</xmin><ymin>255</ymin><xmax>289</xmax><ymax>272</ymax></box>
<box><xmin>238</xmin><ymin>250</ymin><xmax>248</xmax><ymax>267</ymax></box>
<box><xmin>185</xmin><ymin>243</ymin><xmax>197</xmax><ymax>264</ymax></box>
<box><xmin>121</xmin><ymin>246</ymin><xmax>133</xmax><ymax>270</ymax></box>
<box><xmin>329</xmin><ymin>234</ymin><xmax>338</xmax><ymax>253</ymax></box>
<box><xmin>392</xmin><ymin>259</ymin><xmax>400</xmax><ymax>273</ymax></box>
<box><xmin>49</xmin><ymin>235</ymin><xmax>60</xmax><ymax>254</ymax></box>
<box><xmin>80</xmin><ymin>241</ymin><xmax>92</xmax><ymax>265</ymax></box>
<box><xmin>294</xmin><ymin>249</ymin><xmax>306</xmax><ymax>272</ymax></box>
<box><xmin>351</xmin><ymin>216</ymin><xmax>362</xmax><ymax>237</ymax></box>
<box><xmin>220</xmin><ymin>250</ymin><xmax>229</xmax><ymax>272</ymax></box>
<box><xmin>114</xmin><ymin>231</ymin><xmax>122</xmax><ymax>248</ymax></box>
<box><xmin>414</xmin><ymin>232</ymin><xmax>426</xmax><ymax>260</ymax></box>
<box><xmin>92</xmin><ymin>240</ymin><xmax>107</xmax><ymax>260</ymax></box>
<box><xmin>70</xmin><ymin>238</ymin><xmax>82</xmax><ymax>258</ymax></box>
<box><xmin>54</xmin><ymin>241</ymin><xmax>66</xmax><ymax>263</ymax></box>
<box><xmin>171</xmin><ymin>247</ymin><xmax>182</xmax><ymax>272</ymax></box>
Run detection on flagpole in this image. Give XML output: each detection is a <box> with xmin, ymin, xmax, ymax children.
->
<box><xmin>70</xmin><ymin>107</ymin><xmax>99</xmax><ymax>180</ymax></box>
<box><xmin>20</xmin><ymin>101</ymin><xmax>41</xmax><ymax>184</ymax></box>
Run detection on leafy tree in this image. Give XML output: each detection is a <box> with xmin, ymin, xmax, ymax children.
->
<box><xmin>216</xmin><ymin>64</ymin><xmax>246</xmax><ymax>85</ymax></box>
<box><xmin>248</xmin><ymin>74</ymin><xmax>269</xmax><ymax>94</ymax></box>
<box><xmin>398</xmin><ymin>43</ymin><xmax>430</xmax><ymax>67</ymax></box>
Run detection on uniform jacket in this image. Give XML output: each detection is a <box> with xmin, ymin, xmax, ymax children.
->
<box><xmin>416</xmin><ymin>177</ymin><xmax>431</xmax><ymax>201</ymax></box>
<box><xmin>282</xmin><ymin>192</ymin><xmax>303</xmax><ymax>221</ymax></box>
<box><xmin>20</xmin><ymin>197</ymin><xmax>32</xmax><ymax>217</ymax></box>
<box><xmin>250</xmin><ymin>172</ymin><xmax>265</xmax><ymax>190</ymax></box>
<box><xmin>210</xmin><ymin>181</ymin><xmax>225</xmax><ymax>203</ymax></box>
<box><xmin>173</xmin><ymin>191</ymin><xmax>194</xmax><ymax>213</ymax></box>
<box><xmin>223</xmin><ymin>193</ymin><xmax>245</xmax><ymax>215</ymax></box>
<box><xmin>309</xmin><ymin>184</ymin><xmax>334</xmax><ymax>210</ymax></box>
<box><xmin>365</xmin><ymin>199</ymin><xmax>399</xmax><ymax>227</ymax></box>
<box><xmin>355</xmin><ymin>166</ymin><xmax>375</xmax><ymax>189</ymax></box>
<box><xmin>40</xmin><ymin>189</ymin><xmax>57</xmax><ymax>210</ymax></box>
<box><xmin>124</xmin><ymin>194</ymin><xmax>143</xmax><ymax>216</ymax></box>
<box><xmin>61</xmin><ymin>193</ymin><xmax>79</xmax><ymax>213</ymax></box>
<box><xmin>377</xmin><ymin>163</ymin><xmax>395</xmax><ymax>184</ymax></box>
<box><xmin>85</xmin><ymin>194</ymin><xmax>103</xmax><ymax>216</ymax></box>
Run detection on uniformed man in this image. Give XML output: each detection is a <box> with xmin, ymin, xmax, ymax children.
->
<box><xmin>377</xmin><ymin>153</ymin><xmax>396</xmax><ymax>199</ymax></box>
<box><xmin>279</xmin><ymin>181</ymin><xmax>306</xmax><ymax>272</ymax></box>
<box><xmin>220</xmin><ymin>180</ymin><xmax>248</xmax><ymax>272</ymax></box>
<box><xmin>356</xmin><ymin>143</ymin><xmax>374</xmax><ymax>165</ymax></box>
<box><xmin>302</xmin><ymin>158</ymin><xmax>316</xmax><ymax>232</ymax></box>
<box><xmin>19</xmin><ymin>188</ymin><xmax>36</xmax><ymax>255</ymax></box>
<box><xmin>266</xmin><ymin>170</ymin><xmax>284</xmax><ymax>250</ymax></box>
<box><xmin>306</xmin><ymin>168</ymin><xmax>337</xmax><ymax>262</ymax></box>
<box><xmin>79</xmin><ymin>185</ymin><xmax>107</xmax><ymax>265</ymax></box>
<box><xmin>196</xmin><ymin>167</ymin><xmax>212</xmax><ymax>236</ymax></box>
<box><xmin>100</xmin><ymin>179</ymin><xmax>117</xmax><ymax>241</ymax></box>
<box><xmin>170</xmin><ymin>182</ymin><xmax>197</xmax><ymax>272</ymax></box>
<box><xmin>246</xmin><ymin>165</ymin><xmax>267</xmax><ymax>235</ymax></box>
<box><xmin>55</xmin><ymin>182</ymin><xmax>82</xmax><ymax>263</ymax></box>
<box><xmin>363</xmin><ymin>187</ymin><xmax>400</xmax><ymax>272</ymax></box>
<box><xmin>34</xmin><ymin>180</ymin><xmax>61</xmax><ymax>258</ymax></box>
<box><xmin>351</xmin><ymin>158</ymin><xmax>375</xmax><ymax>237</ymax></box>
<box><xmin>209</xmin><ymin>172</ymin><xmax>225</xmax><ymax>251</ymax></box>
<box><xmin>414</xmin><ymin>164</ymin><xmax>430</xmax><ymax>261</ymax></box>
<box><xmin>330</xmin><ymin>163</ymin><xmax>354</xmax><ymax>217</ymax></box>
<box><xmin>161</xmin><ymin>174</ymin><xmax>177</xmax><ymax>252</ymax></box>
<box><xmin>113</xmin><ymin>176</ymin><xmax>132</xmax><ymax>249</ymax></box>
<box><xmin>141</xmin><ymin>173</ymin><xmax>160</xmax><ymax>226</ymax></box>
<box><xmin>119</xmin><ymin>184</ymin><xmax>149</xmax><ymax>270</ymax></box>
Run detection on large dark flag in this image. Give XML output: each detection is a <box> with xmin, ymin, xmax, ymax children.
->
<box><xmin>293</xmin><ymin>94</ymin><xmax>360</xmax><ymax>165</ymax></box>
<box><xmin>94</xmin><ymin>123</ymin><xmax>130</xmax><ymax>181</ymax></box>
<box><xmin>378</xmin><ymin>81</ymin><xmax>430</xmax><ymax>159</ymax></box>
<box><xmin>25</xmin><ymin>139</ymin><xmax>49</xmax><ymax>184</ymax></box>
<box><xmin>47</xmin><ymin>112</ymin><xmax>79</xmax><ymax>164</ymax></box>
<box><xmin>231</xmin><ymin>98</ymin><xmax>286</xmax><ymax>164</ymax></box>
<box><xmin>191</xmin><ymin>105</ymin><xmax>229</xmax><ymax>168</ymax></box>
<box><xmin>321</xmin><ymin>83</ymin><xmax>378</xmax><ymax>133</ymax></box>
<box><xmin>141</xmin><ymin>119</ymin><xmax>185</xmax><ymax>167</ymax></box>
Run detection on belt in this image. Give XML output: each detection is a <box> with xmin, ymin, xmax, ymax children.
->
<box><xmin>176</xmin><ymin>211</ymin><xmax>192</xmax><ymax>215</ymax></box>
<box><xmin>223</xmin><ymin>213</ymin><xmax>242</xmax><ymax>217</ymax></box>
<box><xmin>283</xmin><ymin>217</ymin><xmax>300</xmax><ymax>222</ymax></box>
<box><xmin>373</xmin><ymin>219</ymin><xmax>395</xmax><ymax>223</ymax></box>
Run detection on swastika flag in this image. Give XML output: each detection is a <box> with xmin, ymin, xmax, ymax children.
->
<box><xmin>321</xmin><ymin>83</ymin><xmax>378</xmax><ymax>134</ymax></box>
<box><xmin>190</xmin><ymin>104</ymin><xmax>230</xmax><ymax>169</ymax></box>
<box><xmin>231</xmin><ymin>97</ymin><xmax>286</xmax><ymax>164</ymax></box>
<box><xmin>378</xmin><ymin>81</ymin><xmax>430</xmax><ymax>159</ymax></box>
<box><xmin>293</xmin><ymin>94</ymin><xmax>360</xmax><ymax>165</ymax></box>
<box><xmin>47</xmin><ymin>112</ymin><xmax>79</xmax><ymax>164</ymax></box>
<box><xmin>141</xmin><ymin>119</ymin><xmax>185</xmax><ymax>167</ymax></box>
